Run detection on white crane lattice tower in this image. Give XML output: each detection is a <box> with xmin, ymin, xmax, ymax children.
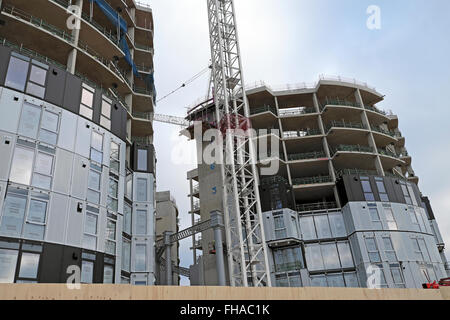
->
<box><xmin>206</xmin><ymin>0</ymin><xmax>272</xmax><ymax>287</ymax></box>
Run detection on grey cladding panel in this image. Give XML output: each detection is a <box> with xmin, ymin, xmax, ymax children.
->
<box><xmin>121</xmin><ymin>104</ymin><xmax>127</xmax><ymax>141</ymax></box>
<box><xmin>0</xmin><ymin>46</ymin><xmax>12</xmax><ymax>86</ymax></box>
<box><xmin>110</xmin><ymin>100</ymin><xmax>125</xmax><ymax>140</ymax></box>
<box><xmin>92</xmin><ymin>89</ymin><xmax>102</xmax><ymax>125</ymax></box>
<box><xmin>40</xmin><ymin>243</ymin><xmax>64</xmax><ymax>283</ymax></box>
<box><xmin>44</xmin><ymin>64</ymin><xmax>66</xmax><ymax>106</ymax></box>
<box><xmin>63</xmin><ymin>73</ymin><xmax>82</xmax><ymax>114</ymax></box>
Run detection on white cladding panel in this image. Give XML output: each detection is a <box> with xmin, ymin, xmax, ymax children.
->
<box><xmin>0</xmin><ymin>88</ymin><xmax>22</xmax><ymax>134</ymax></box>
<box><xmin>75</xmin><ymin>119</ymin><xmax>91</xmax><ymax>159</ymax></box>
<box><xmin>58</xmin><ymin>110</ymin><xmax>77</xmax><ymax>152</ymax></box>
<box><xmin>66</xmin><ymin>198</ymin><xmax>84</xmax><ymax>247</ymax></box>
<box><xmin>71</xmin><ymin>155</ymin><xmax>89</xmax><ymax>200</ymax></box>
<box><xmin>46</xmin><ymin>193</ymin><xmax>69</xmax><ymax>244</ymax></box>
<box><xmin>0</xmin><ymin>131</ymin><xmax>15</xmax><ymax>181</ymax></box>
<box><xmin>53</xmin><ymin>148</ymin><xmax>74</xmax><ymax>195</ymax></box>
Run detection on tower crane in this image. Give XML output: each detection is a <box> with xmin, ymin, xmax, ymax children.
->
<box><xmin>153</xmin><ymin>0</ymin><xmax>272</xmax><ymax>287</ymax></box>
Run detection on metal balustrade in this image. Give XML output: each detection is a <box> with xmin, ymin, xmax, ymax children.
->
<box><xmin>132</xmin><ymin>111</ymin><xmax>152</xmax><ymax>120</ymax></box>
<box><xmin>279</xmin><ymin>107</ymin><xmax>316</xmax><ymax>116</ymax></box>
<box><xmin>296</xmin><ymin>202</ymin><xmax>338</xmax><ymax>213</ymax></box>
<box><xmin>283</xmin><ymin>128</ymin><xmax>322</xmax><ymax>138</ymax></box>
<box><xmin>250</xmin><ymin>105</ymin><xmax>277</xmax><ymax>116</ymax></box>
<box><xmin>292</xmin><ymin>175</ymin><xmax>333</xmax><ymax>185</ymax></box>
<box><xmin>288</xmin><ymin>151</ymin><xmax>326</xmax><ymax>161</ymax></box>
<box><xmin>331</xmin><ymin>144</ymin><xmax>374</xmax><ymax>155</ymax></box>
<box><xmin>131</xmin><ymin>136</ymin><xmax>152</xmax><ymax>145</ymax></box>
<box><xmin>371</xmin><ymin>125</ymin><xmax>396</xmax><ymax>137</ymax></box>
<box><xmin>320</xmin><ymin>97</ymin><xmax>362</xmax><ymax>110</ymax></box>
<box><xmin>378</xmin><ymin>148</ymin><xmax>399</xmax><ymax>158</ymax></box>
<box><xmin>326</xmin><ymin>120</ymin><xmax>365</xmax><ymax>132</ymax></box>
<box><xmin>364</xmin><ymin>105</ymin><xmax>388</xmax><ymax>115</ymax></box>
<box><xmin>260</xmin><ymin>176</ymin><xmax>288</xmax><ymax>186</ymax></box>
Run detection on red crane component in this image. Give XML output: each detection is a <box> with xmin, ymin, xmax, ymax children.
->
<box><xmin>439</xmin><ymin>277</ymin><xmax>450</xmax><ymax>286</ymax></box>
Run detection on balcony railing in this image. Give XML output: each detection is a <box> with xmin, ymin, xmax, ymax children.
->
<box><xmin>331</xmin><ymin>144</ymin><xmax>374</xmax><ymax>155</ymax></box>
<box><xmin>364</xmin><ymin>105</ymin><xmax>390</xmax><ymax>116</ymax></box>
<box><xmin>320</xmin><ymin>97</ymin><xmax>362</xmax><ymax>110</ymax></box>
<box><xmin>131</xmin><ymin>136</ymin><xmax>152</xmax><ymax>145</ymax></box>
<box><xmin>283</xmin><ymin>128</ymin><xmax>322</xmax><ymax>139</ymax></box>
<box><xmin>288</xmin><ymin>151</ymin><xmax>326</xmax><ymax>161</ymax></box>
<box><xmin>192</xmin><ymin>185</ymin><xmax>199</xmax><ymax>194</ymax></box>
<box><xmin>371</xmin><ymin>125</ymin><xmax>396</xmax><ymax>137</ymax></box>
<box><xmin>336</xmin><ymin>169</ymin><xmax>379</xmax><ymax>177</ymax></box>
<box><xmin>296</xmin><ymin>201</ymin><xmax>338</xmax><ymax>213</ymax></box>
<box><xmin>276</xmin><ymin>262</ymin><xmax>303</xmax><ymax>272</ymax></box>
<box><xmin>192</xmin><ymin>202</ymin><xmax>200</xmax><ymax>211</ymax></box>
<box><xmin>378</xmin><ymin>148</ymin><xmax>399</xmax><ymax>158</ymax></box>
<box><xmin>132</xmin><ymin>111</ymin><xmax>152</xmax><ymax>120</ymax></box>
<box><xmin>279</xmin><ymin>107</ymin><xmax>316</xmax><ymax>117</ymax></box>
<box><xmin>135</xmin><ymin>42</ymin><xmax>153</xmax><ymax>53</ymax></box>
<box><xmin>326</xmin><ymin>120</ymin><xmax>365</xmax><ymax>132</ymax></box>
<box><xmin>250</xmin><ymin>105</ymin><xmax>277</xmax><ymax>116</ymax></box>
<box><xmin>399</xmin><ymin>149</ymin><xmax>410</xmax><ymax>157</ymax></box>
<box><xmin>260</xmin><ymin>175</ymin><xmax>288</xmax><ymax>186</ymax></box>
<box><xmin>133</xmin><ymin>85</ymin><xmax>153</xmax><ymax>96</ymax></box>
<box><xmin>292</xmin><ymin>175</ymin><xmax>333</xmax><ymax>185</ymax></box>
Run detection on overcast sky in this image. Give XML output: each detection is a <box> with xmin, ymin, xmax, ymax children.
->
<box><xmin>143</xmin><ymin>0</ymin><xmax>450</xmax><ymax>285</ymax></box>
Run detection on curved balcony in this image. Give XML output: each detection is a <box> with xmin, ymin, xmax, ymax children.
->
<box><xmin>331</xmin><ymin>144</ymin><xmax>378</xmax><ymax>172</ymax></box>
<box><xmin>279</xmin><ymin>107</ymin><xmax>316</xmax><ymax>117</ymax></box>
<box><xmin>331</xmin><ymin>144</ymin><xmax>374</xmax><ymax>156</ymax></box>
<box><xmin>282</xmin><ymin>128</ymin><xmax>322</xmax><ymax>140</ymax></box>
<box><xmin>320</xmin><ymin>97</ymin><xmax>362</xmax><ymax>112</ymax></box>
<box><xmin>292</xmin><ymin>174</ymin><xmax>335</xmax><ymax>204</ymax></box>
<box><xmin>287</xmin><ymin>151</ymin><xmax>327</xmax><ymax>162</ymax></box>
<box><xmin>292</xmin><ymin>175</ymin><xmax>333</xmax><ymax>186</ymax></box>
<box><xmin>371</xmin><ymin>125</ymin><xmax>397</xmax><ymax>145</ymax></box>
<box><xmin>325</xmin><ymin>120</ymin><xmax>367</xmax><ymax>134</ymax></box>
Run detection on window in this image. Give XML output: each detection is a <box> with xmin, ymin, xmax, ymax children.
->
<box><xmin>80</xmin><ymin>85</ymin><xmax>94</xmax><ymax>120</ymax></box>
<box><xmin>125</xmin><ymin>172</ymin><xmax>133</xmax><ymax>200</ymax></box>
<box><xmin>314</xmin><ymin>215</ymin><xmax>332</xmax><ymax>239</ymax></box>
<box><xmin>344</xmin><ymin>273</ymin><xmax>359</xmax><ymax>287</ymax></box>
<box><xmin>87</xmin><ymin>163</ymin><xmax>102</xmax><ymax>205</ymax></box>
<box><xmin>5</xmin><ymin>53</ymin><xmax>30</xmax><ymax>91</ymax></box>
<box><xmin>23</xmin><ymin>199</ymin><xmax>47</xmax><ymax>240</ymax></box>
<box><xmin>310</xmin><ymin>275</ymin><xmax>327</xmax><ymax>287</ymax></box>
<box><xmin>327</xmin><ymin>274</ymin><xmax>345</xmax><ymax>287</ymax></box>
<box><xmin>291</xmin><ymin>216</ymin><xmax>299</xmax><ymax>238</ymax></box>
<box><xmin>135</xmin><ymin>244</ymin><xmax>147</xmax><ymax>272</ymax></box>
<box><xmin>369</xmin><ymin>207</ymin><xmax>382</xmax><ymax>230</ymax></box>
<box><xmin>365</xmin><ymin>237</ymin><xmax>381</xmax><ymax>263</ymax></box>
<box><xmin>337</xmin><ymin>242</ymin><xmax>354</xmax><ymax>268</ymax></box>
<box><xmin>305</xmin><ymin>242</ymin><xmax>354</xmax><ymax>272</ymax></box>
<box><xmin>273</xmin><ymin>213</ymin><xmax>287</xmax><ymax>239</ymax></box>
<box><xmin>0</xmin><ymin>249</ymin><xmax>19</xmax><ymax>283</ymax></box>
<box><xmin>409</xmin><ymin>207</ymin><xmax>420</xmax><ymax>232</ymax></box>
<box><xmin>328</xmin><ymin>212</ymin><xmax>346</xmax><ymax>238</ymax></box>
<box><xmin>375</xmin><ymin>264</ymin><xmax>388</xmax><ymax>288</ymax></box>
<box><xmin>136</xmin><ymin>210</ymin><xmax>147</xmax><ymax>235</ymax></box>
<box><xmin>123</xmin><ymin>203</ymin><xmax>132</xmax><ymax>235</ymax></box>
<box><xmin>382</xmin><ymin>237</ymin><xmax>397</xmax><ymax>262</ymax></box>
<box><xmin>18</xmin><ymin>252</ymin><xmax>40</xmax><ymax>279</ymax></box>
<box><xmin>103</xmin><ymin>265</ymin><xmax>114</xmax><ymax>284</ymax></box>
<box><xmin>107</xmin><ymin>175</ymin><xmax>119</xmax><ymax>212</ymax></box>
<box><xmin>32</xmin><ymin>151</ymin><xmax>54</xmax><ymax>190</ymax></box>
<box><xmin>18</xmin><ymin>103</ymin><xmax>60</xmax><ymax>145</ymax></box>
<box><xmin>400</xmin><ymin>182</ymin><xmax>412</xmax><ymax>205</ymax></box>
<box><xmin>300</xmin><ymin>216</ymin><xmax>316</xmax><ymax>240</ymax></box>
<box><xmin>90</xmin><ymin>131</ymin><xmax>103</xmax><ymax>164</ymax></box>
<box><xmin>121</xmin><ymin>276</ymin><xmax>130</xmax><ymax>284</ymax></box>
<box><xmin>105</xmin><ymin>218</ymin><xmax>116</xmax><ymax>255</ymax></box>
<box><xmin>0</xmin><ymin>192</ymin><xmax>27</xmax><ymax>237</ymax></box>
<box><xmin>136</xmin><ymin>178</ymin><xmax>148</xmax><ymax>201</ymax></box>
<box><xmin>110</xmin><ymin>142</ymin><xmax>120</xmax><ymax>173</ymax></box>
<box><xmin>83</xmin><ymin>206</ymin><xmax>99</xmax><ymax>251</ymax></box>
<box><xmin>384</xmin><ymin>207</ymin><xmax>398</xmax><ymax>230</ymax></box>
<box><xmin>39</xmin><ymin>110</ymin><xmax>59</xmax><ymax>145</ymax></box>
<box><xmin>275</xmin><ymin>272</ymin><xmax>301</xmax><ymax>287</ymax></box>
<box><xmin>407</xmin><ymin>184</ymin><xmax>418</xmax><ymax>206</ymax></box>
<box><xmin>321</xmin><ymin>243</ymin><xmax>340</xmax><ymax>270</ymax></box>
<box><xmin>375</xmin><ymin>177</ymin><xmax>389</xmax><ymax>202</ymax></box>
<box><xmin>10</xmin><ymin>146</ymin><xmax>34</xmax><ymax>186</ymax></box>
<box><xmin>361</xmin><ymin>176</ymin><xmax>375</xmax><ymax>201</ymax></box>
<box><xmin>100</xmin><ymin>97</ymin><xmax>112</xmax><ymax>130</ymax></box>
<box><xmin>390</xmin><ymin>263</ymin><xmax>405</xmax><ymax>288</ymax></box>
<box><xmin>26</xmin><ymin>60</ymin><xmax>48</xmax><ymax>98</ymax></box>
<box><xmin>122</xmin><ymin>238</ymin><xmax>131</xmax><ymax>272</ymax></box>
<box><xmin>275</xmin><ymin>274</ymin><xmax>289</xmax><ymax>287</ymax></box>
<box><xmin>81</xmin><ymin>260</ymin><xmax>94</xmax><ymax>284</ymax></box>
<box><xmin>273</xmin><ymin>247</ymin><xmax>303</xmax><ymax>272</ymax></box>
<box><xmin>137</xmin><ymin>149</ymin><xmax>148</xmax><ymax>171</ymax></box>
<box><xmin>305</xmin><ymin>243</ymin><xmax>324</xmax><ymax>271</ymax></box>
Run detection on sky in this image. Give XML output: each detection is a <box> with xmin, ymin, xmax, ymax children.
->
<box><xmin>143</xmin><ymin>0</ymin><xmax>450</xmax><ymax>285</ymax></box>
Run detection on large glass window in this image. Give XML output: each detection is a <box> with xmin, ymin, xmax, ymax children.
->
<box><xmin>136</xmin><ymin>210</ymin><xmax>147</xmax><ymax>235</ymax></box>
<box><xmin>135</xmin><ymin>244</ymin><xmax>147</xmax><ymax>272</ymax></box>
<box><xmin>321</xmin><ymin>243</ymin><xmax>340</xmax><ymax>270</ymax></box>
<box><xmin>314</xmin><ymin>215</ymin><xmax>332</xmax><ymax>239</ymax></box>
<box><xmin>310</xmin><ymin>275</ymin><xmax>327</xmax><ymax>287</ymax></box>
<box><xmin>18</xmin><ymin>252</ymin><xmax>40</xmax><ymax>279</ymax></box>
<box><xmin>80</xmin><ymin>85</ymin><xmax>94</xmax><ymax>120</ymax></box>
<box><xmin>107</xmin><ymin>176</ymin><xmax>119</xmax><ymax>212</ymax></box>
<box><xmin>382</xmin><ymin>237</ymin><xmax>397</xmax><ymax>262</ymax></box>
<box><xmin>365</xmin><ymin>237</ymin><xmax>381</xmax><ymax>263</ymax></box>
<box><xmin>273</xmin><ymin>213</ymin><xmax>287</xmax><ymax>239</ymax></box>
<box><xmin>136</xmin><ymin>178</ymin><xmax>148</xmax><ymax>202</ymax></box>
<box><xmin>0</xmin><ymin>193</ymin><xmax>27</xmax><ymax>237</ymax></box>
<box><xmin>337</xmin><ymin>242</ymin><xmax>354</xmax><ymax>268</ymax></box>
<box><xmin>5</xmin><ymin>53</ymin><xmax>30</xmax><ymax>91</ymax></box>
<box><xmin>81</xmin><ymin>260</ymin><xmax>94</xmax><ymax>283</ymax></box>
<box><xmin>83</xmin><ymin>207</ymin><xmax>99</xmax><ymax>251</ymax></box>
<box><xmin>105</xmin><ymin>219</ymin><xmax>116</xmax><ymax>255</ymax></box>
<box><xmin>0</xmin><ymin>249</ymin><xmax>19</xmax><ymax>283</ymax></box>
<box><xmin>23</xmin><ymin>199</ymin><xmax>47</xmax><ymax>240</ymax></box>
<box><xmin>18</xmin><ymin>103</ymin><xmax>41</xmax><ymax>139</ymax></box>
<box><xmin>39</xmin><ymin>110</ymin><xmax>59</xmax><ymax>145</ymax></box>
<box><xmin>123</xmin><ymin>203</ymin><xmax>132</xmax><ymax>235</ymax></box>
<box><xmin>110</xmin><ymin>142</ymin><xmax>120</xmax><ymax>173</ymax></box>
<box><xmin>273</xmin><ymin>247</ymin><xmax>303</xmax><ymax>272</ymax></box>
<box><xmin>361</xmin><ymin>176</ymin><xmax>375</xmax><ymax>201</ymax></box>
<box><xmin>400</xmin><ymin>181</ymin><xmax>412</xmax><ymax>205</ymax></box>
<box><xmin>390</xmin><ymin>263</ymin><xmax>405</xmax><ymax>288</ymax></box>
<box><xmin>369</xmin><ymin>207</ymin><xmax>382</xmax><ymax>230</ymax></box>
<box><xmin>344</xmin><ymin>273</ymin><xmax>359</xmax><ymax>287</ymax></box>
<box><xmin>384</xmin><ymin>207</ymin><xmax>398</xmax><ymax>231</ymax></box>
<box><xmin>10</xmin><ymin>146</ymin><xmax>34</xmax><ymax>186</ymax></box>
<box><xmin>304</xmin><ymin>243</ymin><xmax>324</xmax><ymax>271</ymax></box>
<box><xmin>328</xmin><ymin>213</ymin><xmax>346</xmax><ymax>238</ymax></box>
<box><xmin>300</xmin><ymin>216</ymin><xmax>316</xmax><ymax>240</ymax></box>
<box><xmin>103</xmin><ymin>264</ymin><xmax>114</xmax><ymax>284</ymax></box>
<box><xmin>90</xmin><ymin>131</ymin><xmax>103</xmax><ymax>164</ymax></box>
<box><xmin>100</xmin><ymin>98</ymin><xmax>112</xmax><ymax>130</ymax></box>
<box><xmin>87</xmin><ymin>164</ymin><xmax>101</xmax><ymax>205</ymax></box>
<box><xmin>375</xmin><ymin>177</ymin><xmax>389</xmax><ymax>202</ymax></box>
<box><xmin>137</xmin><ymin>149</ymin><xmax>148</xmax><ymax>171</ymax></box>
<box><xmin>26</xmin><ymin>60</ymin><xmax>48</xmax><ymax>98</ymax></box>
<box><xmin>122</xmin><ymin>238</ymin><xmax>131</xmax><ymax>272</ymax></box>
<box><xmin>327</xmin><ymin>274</ymin><xmax>345</xmax><ymax>287</ymax></box>
<box><xmin>32</xmin><ymin>152</ymin><xmax>54</xmax><ymax>190</ymax></box>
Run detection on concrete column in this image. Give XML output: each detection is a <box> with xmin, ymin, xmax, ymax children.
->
<box><xmin>190</xmin><ymin>178</ymin><xmax>197</xmax><ymax>264</ymax></box>
<box><xmin>163</xmin><ymin>231</ymin><xmax>173</xmax><ymax>285</ymax></box>
<box><xmin>274</xmin><ymin>96</ymin><xmax>292</xmax><ymax>183</ymax></box>
<box><xmin>66</xmin><ymin>0</ymin><xmax>83</xmax><ymax>74</ymax></box>
<box><xmin>210</xmin><ymin>210</ymin><xmax>226</xmax><ymax>286</ymax></box>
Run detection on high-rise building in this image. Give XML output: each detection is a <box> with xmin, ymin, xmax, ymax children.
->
<box><xmin>186</xmin><ymin>77</ymin><xmax>450</xmax><ymax>288</ymax></box>
<box><xmin>0</xmin><ymin>0</ymin><xmax>156</xmax><ymax>285</ymax></box>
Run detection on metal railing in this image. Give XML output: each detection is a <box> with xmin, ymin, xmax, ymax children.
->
<box><xmin>135</xmin><ymin>42</ymin><xmax>153</xmax><ymax>53</ymax></box>
<box><xmin>276</xmin><ymin>262</ymin><xmax>303</xmax><ymax>273</ymax></box>
<box><xmin>364</xmin><ymin>105</ymin><xmax>392</xmax><ymax>116</ymax></box>
<box><xmin>371</xmin><ymin>125</ymin><xmax>396</xmax><ymax>137</ymax></box>
<box><xmin>192</xmin><ymin>201</ymin><xmax>200</xmax><ymax>211</ymax></box>
<box><xmin>279</xmin><ymin>107</ymin><xmax>316</xmax><ymax>117</ymax></box>
<box><xmin>192</xmin><ymin>185</ymin><xmax>199</xmax><ymax>194</ymax></box>
<box><xmin>133</xmin><ymin>85</ymin><xmax>152</xmax><ymax>96</ymax></box>
<box><xmin>296</xmin><ymin>201</ymin><xmax>338</xmax><ymax>213</ymax></box>
<box><xmin>132</xmin><ymin>111</ymin><xmax>152</xmax><ymax>120</ymax></box>
<box><xmin>331</xmin><ymin>144</ymin><xmax>374</xmax><ymax>155</ymax></box>
<box><xmin>336</xmin><ymin>169</ymin><xmax>379</xmax><ymax>177</ymax></box>
<box><xmin>288</xmin><ymin>151</ymin><xmax>326</xmax><ymax>161</ymax></box>
<box><xmin>260</xmin><ymin>175</ymin><xmax>288</xmax><ymax>186</ymax></box>
<box><xmin>292</xmin><ymin>175</ymin><xmax>333</xmax><ymax>185</ymax></box>
<box><xmin>378</xmin><ymin>148</ymin><xmax>399</xmax><ymax>158</ymax></box>
<box><xmin>131</xmin><ymin>136</ymin><xmax>152</xmax><ymax>145</ymax></box>
<box><xmin>326</xmin><ymin>120</ymin><xmax>365</xmax><ymax>132</ymax></box>
<box><xmin>283</xmin><ymin>128</ymin><xmax>322</xmax><ymax>138</ymax></box>
<box><xmin>399</xmin><ymin>149</ymin><xmax>409</xmax><ymax>157</ymax></box>
<box><xmin>320</xmin><ymin>97</ymin><xmax>362</xmax><ymax>110</ymax></box>
<box><xmin>250</xmin><ymin>105</ymin><xmax>277</xmax><ymax>116</ymax></box>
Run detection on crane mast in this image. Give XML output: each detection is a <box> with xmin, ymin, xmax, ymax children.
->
<box><xmin>206</xmin><ymin>0</ymin><xmax>272</xmax><ymax>287</ymax></box>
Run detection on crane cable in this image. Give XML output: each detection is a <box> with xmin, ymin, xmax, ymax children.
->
<box><xmin>156</xmin><ymin>66</ymin><xmax>211</xmax><ymax>103</ymax></box>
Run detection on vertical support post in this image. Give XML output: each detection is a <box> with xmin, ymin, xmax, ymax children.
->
<box><xmin>211</xmin><ymin>210</ymin><xmax>226</xmax><ymax>286</ymax></box>
<box><xmin>163</xmin><ymin>231</ymin><xmax>173</xmax><ymax>285</ymax></box>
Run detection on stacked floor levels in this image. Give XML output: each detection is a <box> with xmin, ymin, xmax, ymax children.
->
<box><xmin>0</xmin><ymin>0</ymin><xmax>157</xmax><ymax>285</ymax></box>
<box><xmin>186</xmin><ymin>77</ymin><xmax>450</xmax><ymax>288</ymax></box>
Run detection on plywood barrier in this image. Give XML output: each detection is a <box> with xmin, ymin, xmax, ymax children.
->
<box><xmin>0</xmin><ymin>284</ymin><xmax>448</xmax><ymax>300</ymax></box>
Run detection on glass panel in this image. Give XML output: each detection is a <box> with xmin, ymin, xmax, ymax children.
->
<box><xmin>384</xmin><ymin>208</ymin><xmax>397</xmax><ymax>230</ymax></box>
<box><xmin>289</xmin><ymin>274</ymin><xmax>301</xmax><ymax>287</ymax></box>
<box><xmin>10</xmin><ymin>147</ymin><xmax>34</xmax><ymax>185</ymax></box>
<box><xmin>88</xmin><ymin>170</ymin><xmax>101</xmax><ymax>191</ymax></box>
<box><xmin>29</xmin><ymin>65</ymin><xmax>47</xmax><ymax>85</ymax></box>
<box><xmin>34</xmin><ymin>153</ymin><xmax>53</xmax><ymax>175</ymax></box>
<box><xmin>407</xmin><ymin>184</ymin><xmax>418</xmax><ymax>206</ymax></box>
<box><xmin>18</xmin><ymin>252</ymin><xmax>40</xmax><ymax>278</ymax></box>
<box><xmin>275</xmin><ymin>274</ymin><xmax>289</xmax><ymax>287</ymax></box>
<box><xmin>136</xmin><ymin>178</ymin><xmax>148</xmax><ymax>201</ymax></box>
<box><xmin>329</xmin><ymin>213</ymin><xmax>346</xmax><ymax>238</ymax></box>
<box><xmin>101</xmin><ymin>100</ymin><xmax>111</xmax><ymax>118</ymax></box>
<box><xmin>81</xmin><ymin>88</ymin><xmax>94</xmax><ymax>107</ymax></box>
<box><xmin>321</xmin><ymin>243</ymin><xmax>340</xmax><ymax>270</ymax></box>
<box><xmin>126</xmin><ymin>175</ymin><xmax>133</xmax><ymax>199</ymax></box>
<box><xmin>391</xmin><ymin>267</ymin><xmax>404</xmax><ymax>284</ymax></box>
<box><xmin>0</xmin><ymin>194</ymin><xmax>27</xmax><ymax>236</ymax></box>
<box><xmin>39</xmin><ymin>129</ymin><xmax>57</xmax><ymax>145</ymax></box>
<box><xmin>310</xmin><ymin>275</ymin><xmax>327</xmax><ymax>287</ymax></box>
<box><xmin>80</xmin><ymin>105</ymin><xmax>93</xmax><ymax>119</ymax></box>
<box><xmin>90</xmin><ymin>148</ymin><xmax>103</xmax><ymax>164</ymax></box>
<box><xmin>375</xmin><ymin>181</ymin><xmax>386</xmax><ymax>193</ymax></box>
<box><xmin>27</xmin><ymin>199</ymin><xmax>47</xmax><ymax>223</ymax></box>
<box><xmin>364</xmin><ymin>192</ymin><xmax>375</xmax><ymax>201</ymax></box>
<box><xmin>84</xmin><ymin>213</ymin><xmax>98</xmax><ymax>235</ymax></box>
<box><xmin>327</xmin><ymin>274</ymin><xmax>345</xmax><ymax>287</ymax></box>
<box><xmin>382</xmin><ymin>237</ymin><xmax>394</xmax><ymax>251</ymax></box>
<box><xmin>18</xmin><ymin>103</ymin><xmax>41</xmax><ymax>139</ymax></box>
<box><xmin>344</xmin><ymin>273</ymin><xmax>359</xmax><ymax>287</ymax></box>
<box><xmin>300</xmin><ymin>216</ymin><xmax>316</xmax><ymax>240</ymax></box>
<box><xmin>106</xmin><ymin>220</ymin><xmax>116</xmax><ymax>240</ymax></box>
<box><xmin>314</xmin><ymin>215</ymin><xmax>332</xmax><ymax>239</ymax></box>
<box><xmin>369</xmin><ymin>252</ymin><xmax>381</xmax><ymax>263</ymax></box>
<box><xmin>361</xmin><ymin>180</ymin><xmax>372</xmax><ymax>193</ymax></box>
<box><xmin>31</xmin><ymin>174</ymin><xmax>52</xmax><ymax>190</ymax></box>
<box><xmin>379</xmin><ymin>193</ymin><xmax>389</xmax><ymax>202</ymax></box>
<box><xmin>86</xmin><ymin>189</ymin><xmax>100</xmax><ymax>204</ymax></box>
<box><xmin>305</xmin><ymin>244</ymin><xmax>324</xmax><ymax>271</ymax></box>
<box><xmin>137</xmin><ymin>149</ymin><xmax>148</xmax><ymax>171</ymax></box>
<box><xmin>91</xmin><ymin>131</ymin><xmax>103</xmax><ymax>151</ymax></box>
<box><xmin>103</xmin><ymin>265</ymin><xmax>114</xmax><ymax>284</ymax></box>
<box><xmin>136</xmin><ymin>210</ymin><xmax>147</xmax><ymax>235</ymax></box>
<box><xmin>418</xmin><ymin>239</ymin><xmax>431</xmax><ymax>262</ymax></box>
<box><xmin>107</xmin><ymin>197</ymin><xmax>118</xmax><ymax>212</ymax></box>
<box><xmin>109</xmin><ymin>179</ymin><xmax>118</xmax><ymax>198</ymax></box>
<box><xmin>110</xmin><ymin>142</ymin><xmax>119</xmax><ymax>160</ymax></box>
<box><xmin>26</xmin><ymin>82</ymin><xmax>45</xmax><ymax>98</ymax></box>
<box><xmin>23</xmin><ymin>223</ymin><xmax>45</xmax><ymax>240</ymax></box>
<box><xmin>365</xmin><ymin>238</ymin><xmax>377</xmax><ymax>251</ymax></box>
<box><xmin>105</xmin><ymin>240</ymin><xmax>116</xmax><ymax>255</ymax></box>
<box><xmin>81</xmin><ymin>260</ymin><xmax>94</xmax><ymax>283</ymax></box>
<box><xmin>100</xmin><ymin>117</ymin><xmax>111</xmax><ymax>130</ymax></box>
<box><xmin>123</xmin><ymin>204</ymin><xmax>132</xmax><ymax>235</ymax></box>
<box><xmin>121</xmin><ymin>277</ymin><xmax>130</xmax><ymax>284</ymax></box>
<box><xmin>337</xmin><ymin>242</ymin><xmax>354</xmax><ymax>268</ymax></box>
<box><xmin>122</xmin><ymin>239</ymin><xmax>131</xmax><ymax>272</ymax></box>
<box><xmin>291</xmin><ymin>217</ymin><xmax>299</xmax><ymax>238</ymax></box>
<box><xmin>5</xmin><ymin>56</ymin><xmax>29</xmax><ymax>91</ymax></box>
<box><xmin>0</xmin><ymin>249</ymin><xmax>19</xmax><ymax>283</ymax></box>
<box><xmin>83</xmin><ymin>234</ymin><xmax>97</xmax><ymax>251</ymax></box>
<box><xmin>41</xmin><ymin>111</ymin><xmax>59</xmax><ymax>132</ymax></box>
<box><xmin>274</xmin><ymin>216</ymin><xmax>285</xmax><ymax>229</ymax></box>
<box><xmin>135</xmin><ymin>244</ymin><xmax>147</xmax><ymax>272</ymax></box>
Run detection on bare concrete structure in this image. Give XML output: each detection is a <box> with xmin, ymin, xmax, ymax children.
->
<box><xmin>156</xmin><ymin>191</ymin><xmax>179</xmax><ymax>285</ymax></box>
<box><xmin>186</xmin><ymin>77</ymin><xmax>449</xmax><ymax>288</ymax></box>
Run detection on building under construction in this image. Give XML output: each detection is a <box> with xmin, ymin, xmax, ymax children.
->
<box><xmin>186</xmin><ymin>77</ymin><xmax>450</xmax><ymax>288</ymax></box>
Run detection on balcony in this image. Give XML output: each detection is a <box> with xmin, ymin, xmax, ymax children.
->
<box><xmin>260</xmin><ymin>175</ymin><xmax>288</xmax><ymax>186</ymax></box>
<box><xmin>336</xmin><ymin>168</ymin><xmax>379</xmax><ymax>177</ymax></box>
<box><xmin>292</xmin><ymin>175</ymin><xmax>333</xmax><ymax>186</ymax></box>
<box><xmin>364</xmin><ymin>105</ymin><xmax>388</xmax><ymax>116</ymax></box>
<box><xmin>132</xmin><ymin>111</ymin><xmax>152</xmax><ymax>121</ymax></box>
<box><xmin>279</xmin><ymin>107</ymin><xmax>316</xmax><ymax>117</ymax></box>
<box><xmin>192</xmin><ymin>201</ymin><xmax>200</xmax><ymax>212</ymax></box>
<box><xmin>320</xmin><ymin>97</ymin><xmax>361</xmax><ymax>110</ymax></box>
<box><xmin>378</xmin><ymin>148</ymin><xmax>399</xmax><ymax>159</ymax></box>
<box><xmin>283</xmin><ymin>128</ymin><xmax>322</xmax><ymax>139</ymax></box>
<box><xmin>331</xmin><ymin>144</ymin><xmax>374</xmax><ymax>156</ymax></box>
<box><xmin>131</xmin><ymin>136</ymin><xmax>152</xmax><ymax>145</ymax></box>
<box><xmin>371</xmin><ymin>125</ymin><xmax>396</xmax><ymax>137</ymax></box>
<box><xmin>250</xmin><ymin>105</ymin><xmax>277</xmax><ymax>116</ymax></box>
<box><xmin>288</xmin><ymin>151</ymin><xmax>327</xmax><ymax>162</ymax></box>
<box><xmin>296</xmin><ymin>201</ymin><xmax>338</xmax><ymax>213</ymax></box>
<box><xmin>326</xmin><ymin>120</ymin><xmax>366</xmax><ymax>132</ymax></box>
